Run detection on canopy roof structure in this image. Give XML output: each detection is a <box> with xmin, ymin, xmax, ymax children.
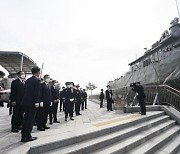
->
<box><xmin>0</xmin><ymin>51</ymin><xmax>37</xmax><ymax>75</ymax></box>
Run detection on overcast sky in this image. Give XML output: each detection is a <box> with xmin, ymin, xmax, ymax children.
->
<box><xmin>0</xmin><ymin>0</ymin><xmax>179</xmax><ymax>93</ymax></box>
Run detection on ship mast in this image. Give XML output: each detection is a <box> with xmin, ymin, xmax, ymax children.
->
<box><xmin>176</xmin><ymin>0</ymin><xmax>180</xmax><ymax>18</ymax></box>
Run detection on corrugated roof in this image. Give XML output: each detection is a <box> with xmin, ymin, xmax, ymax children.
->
<box><xmin>0</xmin><ymin>51</ymin><xmax>37</xmax><ymax>74</ymax></box>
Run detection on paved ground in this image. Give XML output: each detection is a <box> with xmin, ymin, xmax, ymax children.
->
<box><xmin>0</xmin><ymin>100</ymin><xmax>139</xmax><ymax>154</ymax></box>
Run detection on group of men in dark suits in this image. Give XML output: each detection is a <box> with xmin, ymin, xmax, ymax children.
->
<box><xmin>9</xmin><ymin>67</ymin><xmax>88</xmax><ymax>142</ymax></box>
<box><xmin>10</xmin><ymin>67</ymin><xmax>61</xmax><ymax>142</ymax></box>
<box><xmin>60</xmin><ymin>82</ymin><xmax>87</xmax><ymax>121</ymax></box>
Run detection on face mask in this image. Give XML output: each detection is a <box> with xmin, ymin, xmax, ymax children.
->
<box><xmin>70</xmin><ymin>84</ymin><xmax>73</xmax><ymax>88</ymax></box>
<box><xmin>53</xmin><ymin>83</ymin><xmax>58</xmax><ymax>86</ymax></box>
<box><xmin>20</xmin><ymin>74</ymin><xmax>25</xmax><ymax>79</ymax></box>
<box><xmin>45</xmin><ymin>78</ymin><xmax>50</xmax><ymax>83</ymax></box>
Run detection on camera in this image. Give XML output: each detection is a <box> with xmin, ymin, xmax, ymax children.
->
<box><xmin>130</xmin><ymin>82</ymin><xmax>136</xmax><ymax>87</ymax></box>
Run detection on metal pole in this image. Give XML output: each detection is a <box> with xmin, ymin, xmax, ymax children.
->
<box><xmin>176</xmin><ymin>0</ymin><xmax>180</xmax><ymax>19</ymax></box>
<box><xmin>20</xmin><ymin>54</ymin><xmax>24</xmax><ymax>71</ymax></box>
<box><xmin>40</xmin><ymin>63</ymin><xmax>44</xmax><ymax>78</ymax></box>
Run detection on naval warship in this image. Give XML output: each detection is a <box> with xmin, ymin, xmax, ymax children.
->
<box><xmin>109</xmin><ymin>17</ymin><xmax>180</xmax><ymax>101</ymax></box>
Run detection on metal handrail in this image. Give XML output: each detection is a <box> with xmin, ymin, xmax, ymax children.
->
<box><xmin>129</xmin><ymin>84</ymin><xmax>180</xmax><ymax>111</ymax></box>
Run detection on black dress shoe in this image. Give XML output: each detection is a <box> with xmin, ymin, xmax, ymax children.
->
<box><xmin>18</xmin><ymin>126</ymin><xmax>22</xmax><ymax>130</ymax></box>
<box><xmin>54</xmin><ymin>121</ymin><xmax>60</xmax><ymax>123</ymax></box>
<box><xmin>70</xmin><ymin>118</ymin><xmax>74</xmax><ymax>120</ymax></box>
<box><xmin>29</xmin><ymin>136</ymin><xmax>38</xmax><ymax>140</ymax></box>
<box><xmin>21</xmin><ymin>138</ymin><xmax>28</xmax><ymax>142</ymax></box>
<box><xmin>65</xmin><ymin>119</ymin><xmax>67</xmax><ymax>121</ymax></box>
<box><xmin>78</xmin><ymin>113</ymin><xmax>82</xmax><ymax>115</ymax></box>
<box><xmin>110</xmin><ymin>109</ymin><xmax>113</xmax><ymax>111</ymax></box>
<box><xmin>11</xmin><ymin>129</ymin><xmax>19</xmax><ymax>133</ymax></box>
<box><xmin>141</xmin><ymin>113</ymin><xmax>146</xmax><ymax>115</ymax></box>
<box><xmin>37</xmin><ymin>127</ymin><xmax>45</xmax><ymax>131</ymax></box>
<box><xmin>43</xmin><ymin>126</ymin><xmax>50</xmax><ymax>129</ymax></box>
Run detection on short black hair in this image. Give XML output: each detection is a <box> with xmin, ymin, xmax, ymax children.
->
<box><xmin>43</xmin><ymin>74</ymin><xmax>49</xmax><ymax>79</ymax></box>
<box><xmin>70</xmin><ymin>82</ymin><xmax>74</xmax><ymax>86</ymax></box>
<box><xmin>52</xmin><ymin>80</ymin><xmax>56</xmax><ymax>83</ymax></box>
<box><xmin>65</xmin><ymin>82</ymin><xmax>70</xmax><ymax>85</ymax></box>
<box><xmin>31</xmin><ymin>67</ymin><xmax>40</xmax><ymax>74</ymax></box>
<box><xmin>17</xmin><ymin>71</ymin><xmax>24</xmax><ymax>76</ymax></box>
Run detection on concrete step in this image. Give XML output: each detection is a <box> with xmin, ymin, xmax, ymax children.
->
<box><xmin>29</xmin><ymin>111</ymin><xmax>165</xmax><ymax>154</ymax></box>
<box><xmin>44</xmin><ymin>115</ymin><xmax>173</xmax><ymax>154</ymax></box>
<box><xmin>154</xmin><ymin>134</ymin><xmax>180</xmax><ymax>154</ymax></box>
<box><xmin>93</xmin><ymin>120</ymin><xmax>176</xmax><ymax>154</ymax></box>
<box><xmin>127</xmin><ymin>126</ymin><xmax>180</xmax><ymax>154</ymax></box>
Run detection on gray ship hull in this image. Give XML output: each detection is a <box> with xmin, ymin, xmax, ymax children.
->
<box><xmin>109</xmin><ymin>18</ymin><xmax>180</xmax><ymax>91</ymax></box>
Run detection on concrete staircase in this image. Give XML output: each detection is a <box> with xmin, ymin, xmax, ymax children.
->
<box><xmin>35</xmin><ymin>111</ymin><xmax>180</xmax><ymax>154</ymax></box>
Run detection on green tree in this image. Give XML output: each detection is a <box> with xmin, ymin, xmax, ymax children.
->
<box><xmin>86</xmin><ymin>82</ymin><xmax>97</xmax><ymax>95</ymax></box>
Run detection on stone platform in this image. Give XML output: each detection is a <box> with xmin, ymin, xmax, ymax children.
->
<box><xmin>0</xmin><ymin>100</ymin><xmax>130</xmax><ymax>154</ymax></box>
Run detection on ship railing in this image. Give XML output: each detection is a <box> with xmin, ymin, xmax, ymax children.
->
<box><xmin>126</xmin><ymin>84</ymin><xmax>180</xmax><ymax>111</ymax></box>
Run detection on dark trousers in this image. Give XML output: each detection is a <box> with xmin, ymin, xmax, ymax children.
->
<box><xmin>49</xmin><ymin>103</ymin><xmax>58</xmax><ymax>122</ymax></box>
<box><xmin>11</xmin><ymin>104</ymin><xmax>24</xmax><ymax>129</ymax></box>
<box><xmin>60</xmin><ymin>100</ymin><xmax>65</xmax><ymax>111</ymax></box>
<box><xmin>0</xmin><ymin>101</ymin><xmax>4</xmax><ymax>107</ymax></box>
<box><xmin>36</xmin><ymin>107</ymin><xmax>45</xmax><ymax>128</ymax></box>
<box><xmin>139</xmin><ymin>98</ymin><xmax>146</xmax><ymax>114</ymax></box>
<box><xmin>81</xmin><ymin>100</ymin><xmax>84</xmax><ymax>110</ymax></box>
<box><xmin>107</xmin><ymin>99</ymin><xmax>112</xmax><ymax>111</ymax></box>
<box><xmin>84</xmin><ymin>99</ymin><xmax>87</xmax><ymax>109</ymax></box>
<box><xmin>21</xmin><ymin>107</ymin><xmax>37</xmax><ymax>139</ymax></box>
<box><xmin>100</xmin><ymin>99</ymin><xmax>104</xmax><ymax>107</ymax></box>
<box><xmin>43</xmin><ymin>105</ymin><xmax>50</xmax><ymax>127</ymax></box>
<box><xmin>8</xmin><ymin>103</ymin><xmax>13</xmax><ymax>115</ymax></box>
<box><xmin>75</xmin><ymin>100</ymin><xmax>81</xmax><ymax>114</ymax></box>
<box><xmin>65</xmin><ymin>101</ymin><xmax>74</xmax><ymax>118</ymax></box>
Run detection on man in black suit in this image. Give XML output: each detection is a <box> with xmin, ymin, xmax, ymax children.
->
<box><xmin>131</xmin><ymin>82</ymin><xmax>146</xmax><ymax>115</ymax></box>
<box><xmin>0</xmin><ymin>71</ymin><xmax>5</xmax><ymax>107</ymax></box>
<box><xmin>10</xmin><ymin>71</ymin><xmax>25</xmax><ymax>132</ymax></box>
<box><xmin>50</xmin><ymin>80</ymin><xmax>60</xmax><ymax>124</ymax></box>
<box><xmin>99</xmin><ymin>89</ymin><xmax>104</xmax><ymax>108</ymax></box>
<box><xmin>65</xmin><ymin>82</ymin><xmax>76</xmax><ymax>121</ymax></box>
<box><xmin>21</xmin><ymin>67</ymin><xmax>41</xmax><ymax>142</ymax></box>
<box><xmin>59</xmin><ymin>87</ymin><xmax>65</xmax><ymax>112</ymax></box>
<box><xmin>105</xmin><ymin>85</ymin><xmax>113</xmax><ymax>111</ymax></box>
<box><xmin>36</xmin><ymin>74</ymin><xmax>51</xmax><ymax>131</ymax></box>
<box><xmin>83</xmin><ymin>89</ymin><xmax>87</xmax><ymax>109</ymax></box>
<box><xmin>75</xmin><ymin>85</ymin><xmax>82</xmax><ymax>116</ymax></box>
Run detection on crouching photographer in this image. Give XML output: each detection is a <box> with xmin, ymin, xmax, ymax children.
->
<box><xmin>130</xmin><ymin>82</ymin><xmax>146</xmax><ymax>115</ymax></box>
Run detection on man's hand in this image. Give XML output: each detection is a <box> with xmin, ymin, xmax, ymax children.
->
<box><xmin>11</xmin><ymin>101</ymin><xmax>16</xmax><ymax>106</ymax></box>
<box><xmin>35</xmin><ymin>103</ymin><xmax>39</xmax><ymax>108</ymax></box>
